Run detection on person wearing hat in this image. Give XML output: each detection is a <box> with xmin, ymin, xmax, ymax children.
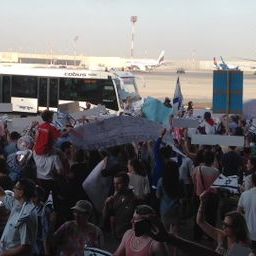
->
<box><xmin>6</xmin><ymin>149</ymin><xmax>34</xmax><ymax>183</ymax></box>
<box><xmin>52</xmin><ymin>200</ymin><xmax>103</xmax><ymax>256</ymax></box>
<box><xmin>0</xmin><ymin>178</ymin><xmax>37</xmax><ymax>256</ymax></box>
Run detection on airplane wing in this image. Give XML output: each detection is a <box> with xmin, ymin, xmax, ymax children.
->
<box><xmin>237</xmin><ymin>58</ymin><xmax>256</xmax><ymax>62</ymax></box>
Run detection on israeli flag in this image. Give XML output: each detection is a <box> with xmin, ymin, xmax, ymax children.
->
<box><xmin>172</xmin><ymin>77</ymin><xmax>183</xmax><ymax>116</ymax></box>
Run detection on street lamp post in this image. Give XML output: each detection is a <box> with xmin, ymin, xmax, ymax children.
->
<box><xmin>73</xmin><ymin>35</ymin><xmax>79</xmax><ymax>66</ymax></box>
<box><xmin>130</xmin><ymin>16</ymin><xmax>137</xmax><ymax>58</ymax></box>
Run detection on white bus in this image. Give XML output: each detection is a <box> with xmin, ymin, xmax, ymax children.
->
<box><xmin>0</xmin><ymin>66</ymin><xmax>142</xmax><ymax>114</ymax></box>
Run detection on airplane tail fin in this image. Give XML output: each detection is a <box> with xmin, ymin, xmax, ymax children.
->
<box><xmin>157</xmin><ymin>50</ymin><xmax>165</xmax><ymax>64</ymax></box>
<box><xmin>220</xmin><ymin>56</ymin><xmax>230</xmax><ymax>70</ymax></box>
<box><xmin>213</xmin><ymin>57</ymin><xmax>219</xmax><ymax>69</ymax></box>
<box><xmin>220</xmin><ymin>56</ymin><xmax>226</xmax><ymax>65</ymax></box>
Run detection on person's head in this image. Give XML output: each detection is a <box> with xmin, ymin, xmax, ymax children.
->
<box><xmin>113</xmin><ymin>172</ymin><xmax>129</xmax><ymax>192</ymax></box>
<box><xmin>132</xmin><ymin>205</ymin><xmax>155</xmax><ymax>237</ymax></box>
<box><xmin>203</xmin><ymin>150</ymin><xmax>215</xmax><ymax>166</ymax></box>
<box><xmin>108</xmin><ymin>146</ymin><xmax>120</xmax><ymax>157</ymax></box>
<box><xmin>71</xmin><ymin>200</ymin><xmax>93</xmax><ymax>224</ymax></box>
<box><xmin>41</xmin><ymin>110</ymin><xmax>54</xmax><ymax>122</ymax></box>
<box><xmin>195</xmin><ymin>149</ymin><xmax>205</xmax><ymax>166</ymax></box>
<box><xmin>160</xmin><ymin>145</ymin><xmax>173</xmax><ymax>160</ymax></box>
<box><xmin>128</xmin><ymin>158</ymin><xmax>138</xmax><ymax>173</ymax></box>
<box><xmin>61</xmin><ymin>141</ymin><xmax>73</xmax><ymax>158</ymax></box>
<box><xmin>17</xmin><ymin>135</ymin><xmax>34</xmax><ymax>151</ymax></box>
<box><xmin>13</xmin><ymin>178</ymin><xmax>36</xmax><ymax>201</ymax></box>
<box><xmin>223</xmin><ymin>211</ymin><xmax>249</xmax><ymax>243</ymax></box>
<box><xmin>127</xmin><ymin>159</ymin><xmax>145</xmax><ymax>176</ymax></box>
<box><xmin>239</xmin><ymin>119</ymin><xmax>246</xmax><ymax>127</ymax></box>
<box><xmin>251</xmin><ymin>172</ymin><xmax>256</xmax><ymax>187</ymax></box>
<box><xmin>162</xmin><ymin>160</ymin><xmax>180</xmax><ymax>198</ymax></box>
<box><xmin>246</xmin><ymin>157</ymin><xmax>256</xmax><ymax>171</ymax></box>
<box><xmin>187</xmin><ymin>101</ymin><xmax>193</xmax><ymax>110</ymax></box>
<box><xmin>233</xmin><ymin>127</ymin><xmax>243</xmax><ymax>136</ymax></box>
<box><xmin>75</xmin><ymin>149</ymin><xmax>85</xmax><ymax>163</ymax></box>
<box><xmin>164</xmin><ymin>97</ymin><xmax>171</xmax><ymax>107</ymax></box>
<box><xmin>32</xmin><ymin>185</ymin><xmax>45</xmax><ymax>204</ymax></box>
<box><xmin>204</xmin><ymin>111</ymin><xmax>212</xmax><ymax>121</ymax></box>
<box><xmin>9</xmin><ymin>131</ymin><xmax>21</xmax><ymax>142</ymax></box>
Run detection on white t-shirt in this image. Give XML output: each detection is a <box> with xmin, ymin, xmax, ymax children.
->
<box><xmin>238</xmin><ymin>187</ymin><xmax>256</xmax><ymax>241</ymax></box>
<box><xmin>33</xmin><ymin>152</ymin><xmax>63</xmax><ymax>180</ymax></box>
<box><xmin>128</xmin><ymin>173</ymin><xmax>150</xmax><ymax>198</ymax></box>
<box><xmin>179</xmin><ymin>157</ymin><xmax>194</xmax><ymax>185</ymax></box>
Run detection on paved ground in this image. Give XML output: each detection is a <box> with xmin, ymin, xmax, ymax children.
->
<box><xmin>135</xmin><ymin>70</ymin><xmax>256</xmax><ymax>108</ymax></box>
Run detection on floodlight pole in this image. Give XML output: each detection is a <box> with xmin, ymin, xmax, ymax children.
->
<box><xmin>130</xmin><ymin>16</ymin><xmax>137</xmax><ymax>58</ymax></box>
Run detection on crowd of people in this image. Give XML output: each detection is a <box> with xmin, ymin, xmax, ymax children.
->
<box><xmin>0</xmin><ymin>106</ymin><xmax>255</xmax><ymax>256</ymax></box>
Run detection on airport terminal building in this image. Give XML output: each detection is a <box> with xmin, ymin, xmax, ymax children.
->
<box><xmin>0</xmin><ymin>51</ymin><xmax>253</xmax><ymax>72</ymax></box>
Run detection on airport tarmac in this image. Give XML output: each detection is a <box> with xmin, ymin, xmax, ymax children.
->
<box><xmin>135</xmin><ymin>70</ymin><xmax>256</xmax><ymax>108</ymax></box>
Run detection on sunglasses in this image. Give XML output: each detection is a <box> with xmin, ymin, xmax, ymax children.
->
<box><xmin>222</xmin><ymin>222</ymin><xmax>233</xmax><ymax>229</ymax></box>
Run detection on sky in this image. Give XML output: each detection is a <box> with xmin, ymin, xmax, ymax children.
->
<box><xmin>0</xmin><ymin>0</ymin><xmax>256</xmax><ymax>60</ymax></box>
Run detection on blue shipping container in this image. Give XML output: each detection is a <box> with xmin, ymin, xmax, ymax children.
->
<box><xmin>212</xmin><ymin>70</ymin><xmax>243</xmax><ymax>114</ymax></box>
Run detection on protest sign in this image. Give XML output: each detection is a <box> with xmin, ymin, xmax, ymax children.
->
<box><xmin>172</xmin><ymin>118</ymin><xmax>199</xmax><ymax>128</ymax></box>
<box><xmin>191</xmin><ymin>134</ymin><xmax>244</xmax><ymax>147</ymax></box>
<box><xmin>9</xmin><ymin>116</ymin><xmax>42</xmax><ymax>133</ymax></box>
<box><xmin>82</xmin><ymin>159</ymin><xmax>112</xmax><ymax>213</ymax></box>
<box><xmin>142</xmin><ymin>97</ymin><xmax>172</xmax><ymax>126</ymax></box>
<box><xmin>71</xmin><ymin>105</ymin><xmax>108</xmax><ymax>121</ymax></box>
<box><xmin>70</xmin><ymin>116</ymin><xmax>163</xmax><ymax>150</ymax></box>
<box><xmin>58</xmin><ymin>101</ymin><xmax>80</xmax><ymax>113</ymax></box>
<box><xmin>0</xmin><ymin>103</ymin><xmax>12</xmax><ymax>112</ymax></box>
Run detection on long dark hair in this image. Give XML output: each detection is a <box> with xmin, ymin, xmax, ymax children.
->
<box><xmin>162</xmin><ymin>160</ymin><xmax>180</xmax><ymax>198</ymax></box>
<box><xmin>129</xmin><ymin>159</ymin><xmax>146</xmax><ymax>176</ymax></box>
<box><xmin>225</xmin><ymin>211</ymin><xmax>249</xmax><ymax>243</ymax></box>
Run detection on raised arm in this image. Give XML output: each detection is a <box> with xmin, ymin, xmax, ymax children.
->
<box><xmin>145</xmin><ymin>214</ymin><xmax>221</xmax><ymax>256</ymax></box>
<box><xmin>196</xmin><ymin>191</ymin><xmax>224</xmax><ymax>242</ymax></box>
<box><xmin>113</xmin><ymin>229</ymin><xmax>132</xmax><ymax>256</ymax></box>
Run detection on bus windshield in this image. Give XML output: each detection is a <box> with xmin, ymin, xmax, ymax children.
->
<box><xmin>115</xmin><ymin>77</ymin><xmax>140</xmax><ymax>102</ymax></box>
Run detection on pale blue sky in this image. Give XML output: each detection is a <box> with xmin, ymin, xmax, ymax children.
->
<box><xmin>0</xmin><ymin>0</ymin><xmax>255</xmax><ymax>59</ymax></box>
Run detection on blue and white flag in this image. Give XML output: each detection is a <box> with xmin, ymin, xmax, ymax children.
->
<box><xmin>172</xmin><ymin>77</ymin><xmax>183</xmax><ymax>116</ymax></box>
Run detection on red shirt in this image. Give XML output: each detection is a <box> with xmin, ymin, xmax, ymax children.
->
<box><xmin>34</xmin><ymin>122</ymin><xmax>61</xmax><ymax>155</ymax></box>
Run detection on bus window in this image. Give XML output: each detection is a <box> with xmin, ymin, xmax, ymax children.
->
<box><xmin>38</xmin><ymin>78</ymin><xmax>47</xmax><ymax>106</ymax></box>
<box><xmin>49</xmin><ymin>78</ymin><xmax>58</xmax><ymax>108</ymax></box>
<box><xmin>2</xmin><ymin>76</ymin><xmax>11</xmax><ymax>103</ymax></box>
<box><xmin>12</xmin><ymin>76</ymin><xmax>37</xmax><ymax>98</ymax></box>
<box><xmin>59</xmin><ymin>78</ymin><xmax>118</xmax><ymax>110</ymax></box>
<box><xmin>102</xmin><ymin>80</ymin><xmax>119</xmax><ymax>110</ymax></box>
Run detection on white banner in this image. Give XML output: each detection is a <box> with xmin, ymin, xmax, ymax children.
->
<box><xmin>71</xmin><ymin>105</ymin><xmax>108</xmax><ymax>121</ymax></box>
<box><xmin>9</xmin><ymin>116</ymin><xmax>42</xmax><ymax>133</ymax></box>
<box><xmin>172</xmin><ymin>118</ymin><xmax>199</xmax><ymax>128</ymax></box>
<box><xmin>70</xmin><ymin>116</ymin><xmax>163</xmax><ymax>150</ymax></box>
<box><xmin>82</xmin><ymin>159</ymin><xmax>112</xmax><ymax>213</ymax></box>
<box><xmin>58</xmin><ymin>101</ymin><xmax>80</xmax><ymax>113</ymax></box>
<box><xmin>191</xmin><ymin>134</ymin><xmax>244</xmax><ymax>147</ymax></box>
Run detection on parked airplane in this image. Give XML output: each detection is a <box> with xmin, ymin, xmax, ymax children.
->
<box><xmin>213</xmin><ymin>56</ymin><xmax>239</xmax><ymax>70</ymax></box>
<box><xmin>125</xmin><ymin>50</ymin><xmax>165</xmax><ymax>71</ymax></box>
